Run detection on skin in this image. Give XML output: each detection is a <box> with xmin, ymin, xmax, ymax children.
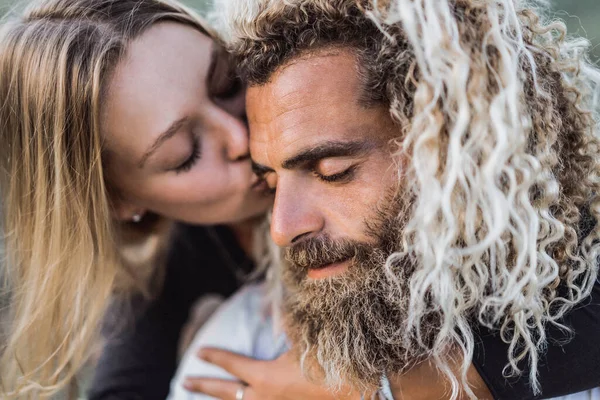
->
<box><xmin>102</xmin><ymin>22</ymin><xmax>272</xmax><ymax>225</ymax></box>
<box><xmin>249</xmin><ymin>51</ymin><xmax>398</xmax><ymax>258</ymax></box>
<box><xmin>185</xmin><ymin>349</ymin><xmax>360</xmax><ymax>400</ymax></box>
<box><xmin>187</xmin><ymin>50</ymin><xmax>493</xmax><ymax>399</ymax></box>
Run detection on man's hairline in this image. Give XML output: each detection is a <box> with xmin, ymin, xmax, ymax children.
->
<box><xmin>245</xmin><ymin>44</ymin><xmax>385</xmax><ymax>109</ymax></box>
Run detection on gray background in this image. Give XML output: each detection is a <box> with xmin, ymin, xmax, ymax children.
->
<box><xmin>1</xmin><ymin>0</ymin><xmax>594</xmax><ymax>61</ymax></box>
<box><xmin>186</xmin><ymin>0</ymin><xmax>599</xmax><ymax>63</ymax></box>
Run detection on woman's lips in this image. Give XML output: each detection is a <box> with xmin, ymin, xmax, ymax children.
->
<box><xmin>251</xmin><ymin>179</ymin><xmax>270</xmax><ymax>192</ymax></box>
<box><xmin>307</xmin><ymin>259</ymin><xmax>350</xmax><ymax>279</ymax></box>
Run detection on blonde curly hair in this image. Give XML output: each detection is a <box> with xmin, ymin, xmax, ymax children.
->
<box><xmin>222</xmin><ymin>0</ymin><xmax>600</xmax><ymax>396</ymax></box>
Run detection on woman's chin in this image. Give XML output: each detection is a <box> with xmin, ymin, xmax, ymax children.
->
<box><xmin>157</xmin><ymin>188</ymin><xmax>273</xmax><ymax>226</ymax></box>
<box><xmin>233</xmin><ymin>193</ymin><xmax>273</xmax><ymax>223</ymax></box>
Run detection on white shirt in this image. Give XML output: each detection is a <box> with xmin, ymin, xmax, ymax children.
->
<box><xmin>169</xmin><ymin>282</ymin><xmax>599</xmax><ymax>400</ymax></box>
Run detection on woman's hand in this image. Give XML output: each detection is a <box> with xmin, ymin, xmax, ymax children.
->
<box><xmin>182</xmin><ymin>348</ymin><xmax>361</xmax><ymax>400</ymax></box>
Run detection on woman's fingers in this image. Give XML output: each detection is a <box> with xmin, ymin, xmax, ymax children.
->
<box><xmin>197</xmin><ymin>347</ymin><xmax>264</xmax><ymax>385</ymax></box>
<box><xmin>189</xmin><ymin>350</ymin><xmax>361</xmax><ymax>400</ymax></box>
<box><xmin>183</xmin><ymin>378</ymin><xmax>256</xmax><ymax>400</ymax></box>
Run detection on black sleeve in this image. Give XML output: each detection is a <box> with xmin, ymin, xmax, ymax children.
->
<box><xmin>87</xmin><ymin>224</ymin><xmax>249</xmax><ymax>400</ymax></box>
<box><xmin>473</xmin><ymin>278</ymin><xmax>600</xmax><ymax>400</ymax></box>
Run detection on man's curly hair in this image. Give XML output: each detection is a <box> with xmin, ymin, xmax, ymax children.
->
<box><xmin>222</xmin><ymin>0</ymin><xmax>600</xmax><ymax>396</ymax></box>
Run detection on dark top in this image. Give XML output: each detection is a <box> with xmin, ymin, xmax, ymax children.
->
<box><xmin>474</xmin><ymin>279</ymin><xmax>600</xmax><ymax>399</ymax></box>
<box><xmin>88</xmin><ymin>224</ymin><xmax>252</xmax><ymax>400</ymax></box>
<box><xmin>88</xmin><ymin>224</ymin><xmax>600</xmax><ymax>400</ymax></box>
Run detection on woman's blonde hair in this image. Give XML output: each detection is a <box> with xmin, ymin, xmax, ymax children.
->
<box><xmin>0</xmin><ymin>0</ymin><xmax>215</xmax><ymax>397</ymax></box>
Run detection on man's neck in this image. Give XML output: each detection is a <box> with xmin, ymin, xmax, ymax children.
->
<box><xmin>387</xmin><ymin>357</ymin><xmax>493</xmax><ymax>400</ymax></box>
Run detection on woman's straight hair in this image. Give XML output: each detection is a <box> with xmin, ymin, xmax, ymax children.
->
<box><xmin>0</xmin><ymin>1</ymin><xmax>215</xmax><ymax>397</ymax></box>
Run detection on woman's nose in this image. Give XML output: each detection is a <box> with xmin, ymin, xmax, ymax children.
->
<box><xmin>213</xmin><ymin>107</ymin><xmax>250</xmax><ymax>162</ymax></box>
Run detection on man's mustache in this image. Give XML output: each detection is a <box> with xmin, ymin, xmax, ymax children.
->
<box><xmin>284</xmin><ymin>235</ymin><xmax>372</xmax><ymax>270</ymax></box>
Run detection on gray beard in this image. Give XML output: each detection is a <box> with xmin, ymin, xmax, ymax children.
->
<box><xmin>282</xmin><ymin>196</ymin><xmax>440</xmax><ymax>392</ymax></box>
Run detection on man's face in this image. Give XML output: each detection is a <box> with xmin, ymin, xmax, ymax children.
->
<box><xmin>248</xmin><ymin>50</ymin><xmax>399</xmax><ymax>279</ymax></box>
<box><xmin>248</xmin><ymin>49</ymin><xmax>433</xmax><ymax>391</ymax></box>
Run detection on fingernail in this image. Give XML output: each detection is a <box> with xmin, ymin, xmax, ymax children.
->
<box><xmin>183</xmin><ymin>378</ymin><xmax>194</xmax><ymax>390</ymax></box>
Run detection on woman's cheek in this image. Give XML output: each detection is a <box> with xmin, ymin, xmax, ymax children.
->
<box><xmin>186</xmin><ymin>170</ymin><xmax>238</xmax><ymax>203</ymax></box>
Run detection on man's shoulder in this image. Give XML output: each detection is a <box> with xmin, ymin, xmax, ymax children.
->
<box><xmin>167</xmin><ymin>282</ymin><xmax>287</xmax><ymax>400</ymax></box>
<box><xmin>181</xmin><ymin>281</ymin><xmax>285</xmax><ymax>362</ymax></box>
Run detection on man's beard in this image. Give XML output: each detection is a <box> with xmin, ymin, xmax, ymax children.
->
<box><xmin>282</xmin><ymin>195</ymin><xmax>440</xmax><ymax>393</ymax></box>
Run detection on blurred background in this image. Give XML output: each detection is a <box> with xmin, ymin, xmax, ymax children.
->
<box><xmin>180</xmin><ymin>0</ymin><xmax>600</xmax><ymax>62</ymax></box>
<box><xmin>0</xmin><ymin>0</ymin><xmax>597</xmax><ymax>63</ymax></box>
<box><xmin>548</xmin><ymin>0</ymin><xmax>599</xmax><ymax>64</ymax></box>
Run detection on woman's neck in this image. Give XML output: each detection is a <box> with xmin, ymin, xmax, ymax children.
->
<box><xmin>228</xmin><ymin>216</ymin><xmax>261</xmax><ymax>257</ymax></box>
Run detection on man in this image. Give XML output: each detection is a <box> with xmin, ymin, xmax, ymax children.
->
<box><xmin>170</xmin><ymin>0</ymin><xmax>600</xmax><ymax>399</ymax></box>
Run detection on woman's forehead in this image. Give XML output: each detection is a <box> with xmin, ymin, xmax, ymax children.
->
<box><xmin>101</xmin><ymin>22</ymin><xmax>214</xmax><ymax>160</ymax></box>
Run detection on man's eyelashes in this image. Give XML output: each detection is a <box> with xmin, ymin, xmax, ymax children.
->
<box><xmin>264</xmin><ymin>165</ymin><xmax>358</xmax><ymax>194</ymax></box>
<box><xmin>314</xmin><ymin>165</ymin><xmax>357</xmax><ymax>183</ymax></box>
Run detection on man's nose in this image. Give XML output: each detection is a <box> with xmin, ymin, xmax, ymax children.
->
<box><xmin>270</xmin><ymin>183</ymin><xmax>324</xmax><ymax>247</ymax></box>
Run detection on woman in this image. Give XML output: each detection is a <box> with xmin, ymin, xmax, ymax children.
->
<box><xmin>0</xmin><ymin>0</ymin><xmax>273</xmax><ymax>397</ymax></box>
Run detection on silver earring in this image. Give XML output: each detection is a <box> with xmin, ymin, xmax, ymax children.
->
<box><xmin>132</xmin><ymin>214</ymin><xmax>142</xmax><ymax>223</ymax></box>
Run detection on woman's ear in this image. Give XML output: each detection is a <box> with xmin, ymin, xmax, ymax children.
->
<box><xmin>112</xmin><ymin>197</ymin><xmax>145</xmax><ymax>222</ymax></box>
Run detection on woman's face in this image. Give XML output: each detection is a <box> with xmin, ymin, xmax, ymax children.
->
<box><xmin>102</xmin><ymin>22</ymin><xmax>272</xmax><ymax>225</ymax></box>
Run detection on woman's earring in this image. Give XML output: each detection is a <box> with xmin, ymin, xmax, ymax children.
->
<box><xmin>132</xmin><ymin>213</ymin><xmax>142</xmax><ymax>223</ymax></box>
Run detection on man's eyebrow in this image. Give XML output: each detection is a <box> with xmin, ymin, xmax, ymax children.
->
<box><xmin>250</xmin><ymin>140</ymin><xmax>375</xmax><ymax>177</ymax></box>
<box><xmin>252</xmin><ymin>160</ymin><xmax>274</xmax><ymax>178</ymax></box>
<box><xmin>282</xmin><ymin>140</ymin><xmax>374</xmax><ymax>170</ymax></box>
<box><xmin>138</xmin><ymin>116</ymin><xmax>189</xmax><ymax>168</ymax></box>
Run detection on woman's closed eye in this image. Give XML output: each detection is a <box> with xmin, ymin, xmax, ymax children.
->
<box><xmin>174</xmin><ymin>136</ymin><xmax>201</xmax><ymax>174</ymax></box>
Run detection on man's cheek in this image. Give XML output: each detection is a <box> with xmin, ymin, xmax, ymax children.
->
<box><xmin>324</xmin><ymin>193</ymin><xmax>375</xmax><ymax>240</ymax></box>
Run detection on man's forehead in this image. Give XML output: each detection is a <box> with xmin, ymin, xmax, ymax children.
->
<box><xmin>250</xmin><ymin>122</ymin><xmax>369</xmax><ymax>172</ymax></box>
<box><xmin>247</xmin><ymin>50</ymin><xmax>362</xmax><ymax>119</ymax></box>
<box><xmin>247</xmin><ymin>50</ymin><xmax>366</xmax><ymax>164</ymax></box>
